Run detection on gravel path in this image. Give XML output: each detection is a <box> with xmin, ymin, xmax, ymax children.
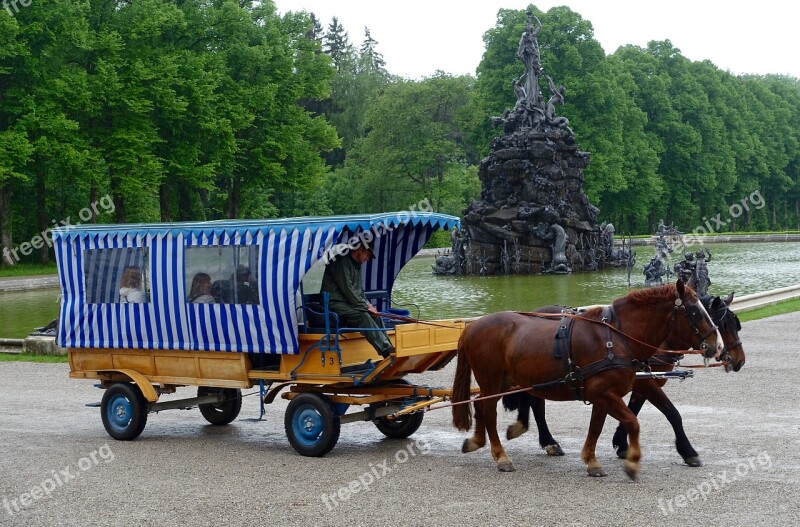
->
<box><xmin>1</xmin><ymin>314</ymin><xmax>798</xmax><ymax>526</ymax></box>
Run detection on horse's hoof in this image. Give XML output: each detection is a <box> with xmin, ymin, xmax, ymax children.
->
<box><xmin>506</xmin><ymin>422</ymin><xmax>527</xmax><ymax>440</ymax></box>
<box><xmin>544</xmin><ymin>444</ymin><xmax>565</xmax><ymax>456</ymax></box>
<box><xmin>614</xmin><ymin>447</ymin><xmax>628</xmax><ymax>460</ymax></box>
<box><xmin>624</xmin><ymin>461</ymin><xmax>639</xmax><ymax>481</ymax></box>
<box><xmin>497</xmin><ymin>461</ymin><xmax>516</xmax><ymax>472</ymax></box>
<box><xmin>461</xmin><ymin>438</ymin><xmax>481</xmax><ymax>453</ymax></box>
<box><xmin>684</xmin><ymin>456</ymin><xmax>703</xmax><ymax>467</ymax></box>
<box><xmin>587</xmin><ymin>466</ymin><xmax>607</xmax><ymax>477</ymax></box>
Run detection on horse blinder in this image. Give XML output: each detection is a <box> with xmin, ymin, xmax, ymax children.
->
<box><xmin>673</xmin><ymin>297</ymin><xmax>718</xmax><ymax>351</ymax></box>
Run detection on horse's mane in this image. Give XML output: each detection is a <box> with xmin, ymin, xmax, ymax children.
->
<box><xmin>619</xmin><ymin>283</ymin><xmax>681</xmax><ymax>307</ymax></box>
<box><xmin>580</xmin><ymin>305</ymin><xmax>604</xmax><ymax>319</ymax></box>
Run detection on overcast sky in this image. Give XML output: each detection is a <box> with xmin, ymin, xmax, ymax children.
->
<box><xmin>272</xmin><ymin>0</ymin><xmax>800</xmax><ymax>80</ymax></box>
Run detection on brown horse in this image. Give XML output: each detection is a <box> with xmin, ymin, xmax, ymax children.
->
<box><xmin>503</xmin><ymin>292</ymin><xmax>745</xmax><ymax>467</ymax></box>
<box><xmin>451</xmin><ymin>281</ymin><xmax>722</xmax><ymax>479</ymax></box>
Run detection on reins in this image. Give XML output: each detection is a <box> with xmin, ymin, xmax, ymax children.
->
<box><xmin>421</xmin><ymin>385</ymin><xmax>538</xmax><ymax>413</ymax></box>
<box><xmin>380</xmin><ymin>312</ymin><xmax>459</xmax><ymax>328</ymax></box>
<box><xmin>513</xmin><ymin>310</ymin><xmax>709</xmax><ymax>357</ymax></box>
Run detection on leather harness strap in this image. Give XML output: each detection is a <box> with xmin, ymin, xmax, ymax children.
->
<box><xmin>533</xmin><ymin>306</ymin><xmax>639</xmax><ymax>402</ymax></box>
<box><xmin>553</xmin><ymin>312</ymin><xmax>575</xmax><ymax>361</ymax></box>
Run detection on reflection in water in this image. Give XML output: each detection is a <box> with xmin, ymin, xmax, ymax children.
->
<box><xmin>2</xmin><ymin>242</ymin><xmax>800</xmax><ymax>336</ymax></box>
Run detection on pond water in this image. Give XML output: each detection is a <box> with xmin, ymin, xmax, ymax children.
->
<box><xmin>392</xmin><ymin>241</ymin><xmax>800</xmax><ymax>319</ymax></box>
<box><xmin>2</xmin><ymin>241</ymin><xmax>799</xmax><ymax>338</ymax></box>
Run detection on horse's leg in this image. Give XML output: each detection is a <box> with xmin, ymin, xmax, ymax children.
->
<box><xmin>612</xmin><ymin>390</ymin><xmax>647</xmax><ymax>459</ymax></box>
<box><xmin>582</xmin><ymin>403</ymin><xmax>608</xmax><ymax>477</ymax></box>
<box><xmin>462</xmin><ymin>398</ymin><xmax>487</xmax><ymax>453</ymax></box>
<box><xmin>506</xmin><ymin>393</ymin><xmax>530</xmax><ymax>440</ymax></box>
<box><xmin>605</xmin><ymin>396</ymin><xmax>642</xmax><ymax>481</ymax></box>
<box><xmin>531</xmin><ymin>396</ymin><xmax>564</xmax><ymax>456</ymax></box>
<box><xmin>482</xmin><ymin>396</ymin><xmax>515</xmax><ymax>472</ymax></box>
<box><xmin>646</xmin><ymin>385</ymin><xmax>702</xmax><ymax>467</ymax></box>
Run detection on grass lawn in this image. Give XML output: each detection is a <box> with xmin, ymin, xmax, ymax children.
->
<box><xmin>0</xmin><ymin>353</ymin><xmax>67</xmax><ymax>363</ymax></box>
<box><xmin>738</xmin><ymin>298</ymin><xmax>800</xmax><ymax>323</ymax></box>
<box><xmin>0</xmin><ymin>263</ymin><xmax>58</xmax><ymax>278</ymax></box>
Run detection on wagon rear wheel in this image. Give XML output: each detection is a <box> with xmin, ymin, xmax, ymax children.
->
<box><xmin>101</xmin><ymin>382</ymin><xmax>148</xmax><ymax>441</ymax></box>
<box><xmin>372</xmin><ymin>379</ymin><xmax>425</xmax><ymax>439</ymax></box>
<box><xmin>198</xmin><ymin>387</ymin><xmax>242</xmax><ymax>425</ymax></box>
<box><xmin>285</xmin><ymin>393</ymin><xmax>341</xmax><ymax>457</ymax></box>
<box><xmin>375</xmin><ymin>411</ymin><xmax>424</xmax><ymax>439</ymax></box>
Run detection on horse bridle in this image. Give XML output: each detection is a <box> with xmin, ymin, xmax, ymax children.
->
<box><xmin>712</xmin><ymin>303</ymin><xmax>743</xmax><ymax>364</ymax></box>
<box><xmin>672</xmin><ymin>295</ymin><xmax>718</xmax><ymax>353</ymax></box>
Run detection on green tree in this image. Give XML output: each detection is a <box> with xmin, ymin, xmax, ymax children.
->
<box><xmin>0</xmin><ymin>12</ymin><xmax>31</xmax><ymax>265</ymax></box>
<box><xmin>328</xmin><ymin>74</ymin><xmax>477</xmax><ymax>214</ymax></box>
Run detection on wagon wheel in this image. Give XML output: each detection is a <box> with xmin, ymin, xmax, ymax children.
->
<box><xmin>101</xmin><ymin>382</ymin><xmax>149</xmax><ymax>441</ymax></box>
<box><xmin>374</xmin><ymin>411</ymin><xmax>424</xmax><ymax>439</ymax></box>
<box><xmin>284</xmin><ymin>393</ymin><xmax>341</xmax><ymax>457</ymax></box>
<box><xmin>198</xmin><ymin>387</ymin><xmax>242</xmax><ymax>426</ymax></box>
<box><xmin>372</xmin><ymin>379</ymin><xmax>424</xmax><ymax>439</ymax></box>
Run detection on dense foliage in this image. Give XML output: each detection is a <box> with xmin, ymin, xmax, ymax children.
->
<box><xmin>2</xmin><ymin>2</ymin><xmax>799</xmax><ymax>265</ymax></box>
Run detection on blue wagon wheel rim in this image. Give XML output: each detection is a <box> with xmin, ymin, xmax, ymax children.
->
<box><xmin>106</xmin><ymin>393</ymin><xmax>134</xmax><ymax>432</ymax></box>
<box><xmin>292</xmin><ymin>405</ymin><xmax>325</xmax><ymax>446</ymax></box>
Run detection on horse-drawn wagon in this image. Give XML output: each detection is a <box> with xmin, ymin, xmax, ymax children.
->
<box><xmin>54</xmin><ymin>212</ymin><xmax>464</xmax><ymax>456</ymax></box>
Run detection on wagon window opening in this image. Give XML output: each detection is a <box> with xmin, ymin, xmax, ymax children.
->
<box><xmin>185</xmin><ymin>245</ymin><xmax>259</xmax><ymax>305</ymax></box>
<box><xmin>83</xmin><ymin>247</ymin><xmax>150</xmax><ymax>304</ymax></box>
<box><xmin>300</xmin><ymin>259</ymin><xmax>325</xmax><ymax>296</ymax></box>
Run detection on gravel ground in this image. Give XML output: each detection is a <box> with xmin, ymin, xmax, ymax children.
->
<box><xmin>1</xmin><ymin>314</ymin><xmax>799</xmax><ymax>527</ymax></box>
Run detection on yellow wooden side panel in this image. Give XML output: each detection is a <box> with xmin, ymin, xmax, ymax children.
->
<box><xmin>395</xmin><ymin>321</ymin><xmax>464</xmax><ymax>357</ymax></box>
<box><xmin>288</xmin><ymin>334</ymin><xmax>385</xmax><ymax>375</ymax></box>
<box><xmin>114</xmin><ymin>353</ymin><xmax>153</xmax><ymax>374</ymax></box>
<box><xmin>69</xmin><ymin>348</ymin><xmax>250</xmax><ymax>387</ymax></box>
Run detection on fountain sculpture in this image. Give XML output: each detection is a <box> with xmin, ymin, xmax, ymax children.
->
<box><xmin>434</xmin><ymin>12</ymin><xmax>630</xmax><ymax>276</ymax></box>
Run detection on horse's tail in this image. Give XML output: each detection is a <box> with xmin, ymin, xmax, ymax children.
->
<box><xmin>452</xmin><ymin>329</ymin><xmax>474</xmax><ymax>431</ymax></box>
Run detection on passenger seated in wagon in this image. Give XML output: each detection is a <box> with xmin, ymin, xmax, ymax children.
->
<box><xmin>320</xmin><ymin>239</ymin><xmax>394</xmax><ymax>359</ymax></box>
<box><xmin>187</xmin><ymin>272</ymin><xmax>215</xmax><ymax>304</ymax></box>
<box><xmin>119</xmin><ymin>266</ymin><xmax>146</xmax><ymax>303</ymax></box>
<box><xmin>234</xmin><ymin>265</ymin><xmax>258</xmax><ymax>304</ymax></box>
<box><xmin>206</xmin><ymin>266</ymin><xmax>258</xmax><ymax>304</ymax></box>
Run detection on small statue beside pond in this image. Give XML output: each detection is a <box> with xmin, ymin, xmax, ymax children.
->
<box><xmin>644</xmin><ymin>219</ymin><xmax>684</xmax><ymax>286</ymax></box>
<box><xmin>643</xmin><ymin>256</ymin><xmax>668</xmax><ymax>286</ymax></box>
<box><xmin>432</xmin><ymin>228</ymin><xmax>469</xmax><ymax>275</ymax></box>
<box><xmin>534</xmin><ymin>222</ymin><xmax>571</xmax><ymax>274</ymax></box>
<box><xmin>674</xmin><ymin>248</ymin><xmax>712</xmax><ymax>297</ymax></box>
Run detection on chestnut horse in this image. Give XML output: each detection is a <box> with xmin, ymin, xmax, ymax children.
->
<box><xmin>451</xmin><ymin>281</ymin><xmax>722</xmax><ymax>479</ymax></box>
<box><xmin>503</xmin><ymin>292</ymin><xmax>744</xmax><ymax>467</ymax></box>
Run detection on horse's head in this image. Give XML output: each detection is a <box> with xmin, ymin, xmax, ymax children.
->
<box><xmin>705</xmin><ymin>293</ymin><xmax>745</xmax><ymax>372</ymax></box>
<box><xmin>673</xmin><ymin>280</ymin><xmax>723</xmax><ymax>360</ymax></box>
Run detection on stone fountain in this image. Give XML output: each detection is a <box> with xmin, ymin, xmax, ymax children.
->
<box><xmin>442</xmin><ymin>12</ymin><xmax>608</xmax><ymax>275</ymax></box>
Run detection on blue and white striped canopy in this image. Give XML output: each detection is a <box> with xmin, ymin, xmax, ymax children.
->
<box><xmin>53</xmin><ymin>212</ymin><xmax>459</xmax><ymax>354</ymax></box>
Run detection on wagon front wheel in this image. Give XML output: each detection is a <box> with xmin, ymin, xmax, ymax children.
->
<box><xmin>101</xmin><ymin>382</ymin><xmax>148</xmax><ymax>441</ymax></box>
<box><xmin>198</xmin><ymin>387</ymin><xmax>242</xmax><ymax>425</ymax></box>
<box><xmin>375</xmin><ymin>411</ymin><xmax>424</xmax><ymax>439</ymax></box>
<box><xmin>285</xmin><ymin>393</ymin><xmax>341</xmax><ymax>457</ymax></box>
